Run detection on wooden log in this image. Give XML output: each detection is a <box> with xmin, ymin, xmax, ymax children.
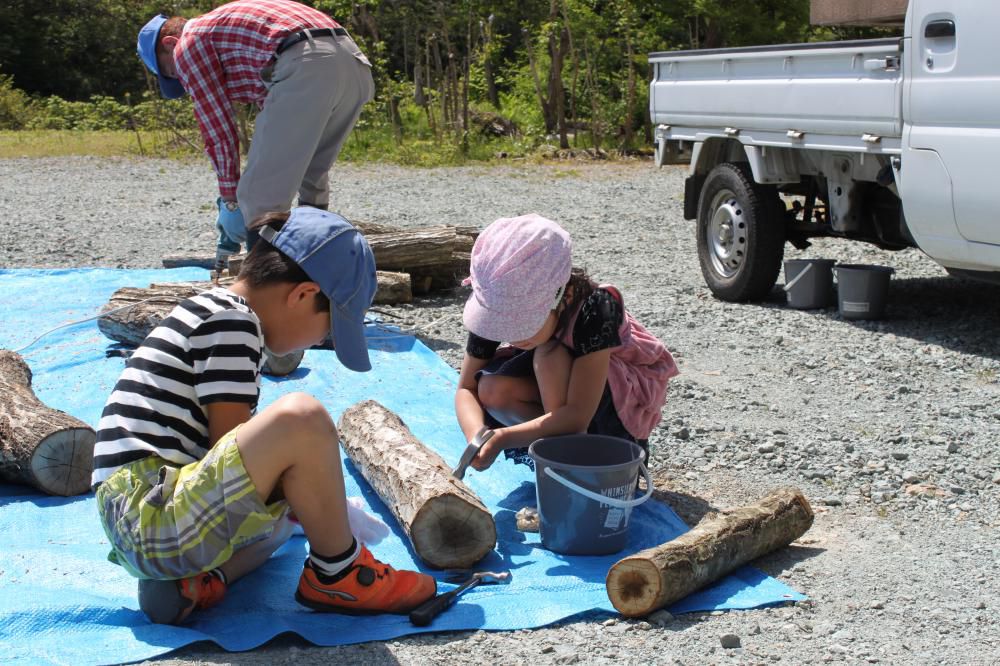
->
<box><xmin>0</xmin><ymin>350</ymin><xmax>96</xmax><ymax>496</ymax></box>
<box><xmin>162</xmin><ymin>254</ymin><xmax>215</xmax><ymax>270</ymax></box>
<box><xmin>353</xmin><ymin>220</ymin><xmax>402</xmax><ymax>237</ymax></box>
<box><xmin>371</xmin><ymin>270</ymin><xmax>412</xmax><ymax>305</ymax></box>
<box><xmin>366</xmin><ymin>227</ymin><xmax>459</xmax><ymax>271</ymax></box>
<box><xmin>337</xmin><ymin>400</ymin><xmax>496</xmax><ymax>569</ymax></box>
<box><xmin>605</xmin><ymin>487</ymin><xmax>814</xmax><ymax>617</ymax></box>
<box><xmin>98</xmin><ymin>272</ymin><xmax>413</xmax><ymax>348</ymax></box>
<box><xmin>98</xmin><ymin>282</ymin><xmax>212</xmax><ymax>347</ymax></box>
<box><xmin>409</xmin><ymin>250</ymin><xmax>471</xmax><ymax>292</ymax></box>
<box><xmin>227</xmin><ymin>253</ymin><xmax>245</xmax><ymax>276</ymax></box>
<box><xmin>96</xmin><ymin>280</ymin><xmax>306</xmax><ymax>375</ymax></box>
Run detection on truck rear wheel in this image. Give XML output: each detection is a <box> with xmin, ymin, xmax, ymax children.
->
<box><xmin>696</xmin><ymin>162</ymin><xmax>785</xmax><ymax>302</ymax></box>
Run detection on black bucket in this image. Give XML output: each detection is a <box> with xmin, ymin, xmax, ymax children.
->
<box><xmin>528</xmin><ymin>434</ymin><xmax>652</xmax><ymax>556</ymax></box>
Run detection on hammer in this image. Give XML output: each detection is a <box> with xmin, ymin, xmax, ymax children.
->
<box><xmin>409</xmin><ymin>570</ymin><xmax>511</xmax><ymax>626</ymax></box>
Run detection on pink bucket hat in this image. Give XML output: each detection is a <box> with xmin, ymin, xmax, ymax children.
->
<box><xmin>462</xmin><ymin>214</ymin><xmax>572</xmax><ymax>342</ymax></box>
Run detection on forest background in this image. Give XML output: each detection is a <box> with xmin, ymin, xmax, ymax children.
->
<box><xmin>0</xmin><ymin>0</ymin><xmax>895</xmax><ymax>163</ymax></box>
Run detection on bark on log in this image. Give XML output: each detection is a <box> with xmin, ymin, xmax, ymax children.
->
<box><xmin>366</xmin><ymin>227</ymin><xmax>460</xmax><ymax>271</ymax></box>
<box><xmin>371</xmin><ymin>270</ymin><xmax>413</xmax><ymax>304</ymax></box>
<box><xmin>605</xmin><ymin>487</ymin><xmax>814</xmax><ymax>617</ymax></box>
<box><xmin>162</xmin><ymin>254</ymin><xmax>215</xmax><ymax>270</ymax></box>
<box><xmin>409</xmin><ymin>250</ymin><xmax>471</xmax><ymax>292</ymax></box>
<box><xmin>354</xmin><ymin>220</ymin><xmax>402</xmax><ymax>237</ymax></box>
<box><xmin>338</xmin><ymin>400</ymin><xmax>496</xmax><ymax>569</ymax></box>
<box><xmin>0</xmin><ymin>350</ymin><xmax>96</xmax><ymax>496</ymax></box>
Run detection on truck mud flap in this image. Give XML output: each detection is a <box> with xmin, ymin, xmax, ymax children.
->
<box><xmin>684</xmin><ymin>174</ymin><xmax>706</xmax><ymax>220</ymax></box>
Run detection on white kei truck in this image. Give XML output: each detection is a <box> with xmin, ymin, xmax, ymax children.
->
<box><xmin>648</xmin><ymin>0</ymin><xmax>1000</xmax><ymax>301</ymax></box>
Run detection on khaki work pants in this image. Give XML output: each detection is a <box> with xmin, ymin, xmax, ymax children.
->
<box><xmin>237</xmin><ymin>31</ymin><xmax>374</xmax><ymax>226</ymax></box>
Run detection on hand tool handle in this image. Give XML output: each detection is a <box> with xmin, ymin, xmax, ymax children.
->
<box><xmin>409</xmin><ymin>587</ymin><xmax>463</xmax><ymax>626</ymax></box>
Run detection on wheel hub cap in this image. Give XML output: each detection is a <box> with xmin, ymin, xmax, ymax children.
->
<box><xmin>708</xmin><ymin>194</ymin><xmax>746</xmax><ymax>279</ymax></box>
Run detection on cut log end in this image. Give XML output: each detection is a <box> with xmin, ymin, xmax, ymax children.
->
<box><xmin>605</xmin><ymin>558</ymin><xmax>665</xmax><ymax>617</ymax></box>
<box><xmin>411</xmin><ymin>494</ymin><xmax>497</xmax><ymax>569</ymax></box>
<box><xmin>31</xmin><ymin>427</ymin><xmax>96</xmax><ymax>496</ymax></box>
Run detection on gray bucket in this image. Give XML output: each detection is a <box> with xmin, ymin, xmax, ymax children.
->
<box><xmin>528</xmin><ymin>434</ymin><xmax>652</xmax><ymax>556</ymax></box>
<box><xmin>783</xmin><ymin>259</ymin><xmax>836</xmax><ymax>309</ymax></box>
<box><xmin>833</xmin><ymin>264</ymin><xmax>894</xmax><ymax>320</ymax></box>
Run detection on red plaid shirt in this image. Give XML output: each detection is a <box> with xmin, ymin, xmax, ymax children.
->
<box><xmin>174</xmin><ymin>0</ymin><xmax>341</xmax><ymax>199</ymax></box>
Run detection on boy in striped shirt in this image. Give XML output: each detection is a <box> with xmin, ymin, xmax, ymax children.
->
<box><xmin>92</xmin><ymin>207</ymin><xmax>435</xmax><ymax>624</ymax></box>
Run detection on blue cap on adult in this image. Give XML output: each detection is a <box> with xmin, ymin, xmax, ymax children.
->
<box><xmin>257</xmin><ymin>207</ymin><xmax>378</xmax><ymax>372</ymax></box>
<box><xmin>137</xmin><ymin>14</ymin><xmax>185</xmax><ymax>99</ymax></box>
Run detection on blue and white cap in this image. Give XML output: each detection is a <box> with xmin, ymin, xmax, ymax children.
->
<box><xmin>137</xmin><ymin>14</ymin><xmax>185</xmax><ymax>99</ymax></box>
<box><xmin>258</xmin><ymin>207</ymin><xmax>378</xmax><ymax>372</ymax></box>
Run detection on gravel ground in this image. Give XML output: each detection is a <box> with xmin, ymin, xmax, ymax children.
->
<box><xmin>2</xmin><ymin>156</ymin><xmax>998</xmax><ymax>665</ymax></box>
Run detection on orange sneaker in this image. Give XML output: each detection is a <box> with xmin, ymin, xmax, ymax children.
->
<box><xmin>137</xmin><ymin>572</ymin><xmax>227</xmax><ymax>625</ymax></box>
<box><xmin>295</xmin><ymin>544</ymin><xmax>436</xmax><ymax>615</ymax></box>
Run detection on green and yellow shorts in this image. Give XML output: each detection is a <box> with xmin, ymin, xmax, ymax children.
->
<box><xmin>95</xmin><ymin>426</ymin><xmax>289</xmax><ymax>580</ymax></box>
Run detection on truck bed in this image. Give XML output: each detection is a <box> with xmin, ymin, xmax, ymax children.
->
<box><xmin>649</xmin><ymin>38</ymin><xmax>903</xmax><ymax>141</ymax></box>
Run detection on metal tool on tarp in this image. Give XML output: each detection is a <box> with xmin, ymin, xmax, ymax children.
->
<box><xmin>409</xmin><ymin>570</ymin><xmax>512</xmax><ymax>626</ymax></box>
<box><xmin>451</xmin><ymin>425</ymin><xmax>495</xmax><ymax>480</ymax></box>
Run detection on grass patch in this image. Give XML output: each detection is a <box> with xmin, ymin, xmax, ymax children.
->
<box><xmin>0</xmin><ymin>128</ymin><xmax>651</xmax><ymax>168</ymax></box>
<box><xmin>0</xmin><ymin>130</ymin><xmax>149</xmax><ymax>158</ymax></box>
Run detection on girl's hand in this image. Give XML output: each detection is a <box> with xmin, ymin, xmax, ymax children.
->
<box><xmin>470</xmin><ymin>429</ymin><xmax>504</xmax><ymax>471</ymax></box>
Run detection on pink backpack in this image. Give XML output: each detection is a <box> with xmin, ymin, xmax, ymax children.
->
<box><xmin>559</xmin><ymin>285</ymin><xmax>679</xmax><ymax>439</ymax></box>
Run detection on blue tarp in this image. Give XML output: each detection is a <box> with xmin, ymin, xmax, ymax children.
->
<box><xmin>0</xmin><ymin>269</ymin><xmax>805</xmax><ymax>666</ymax></box>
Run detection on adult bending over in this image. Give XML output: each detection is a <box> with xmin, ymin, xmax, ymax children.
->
<box><xmin>137</xmin><ymin>0</ymin><xmax>374</xmax><ymax>272</ymax></box>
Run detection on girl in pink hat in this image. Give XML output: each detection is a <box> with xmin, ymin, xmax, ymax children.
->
<box><xmin>456</xmin><ymin>213</ymin><xmax>679</xmax><ymax>473</ymax></box>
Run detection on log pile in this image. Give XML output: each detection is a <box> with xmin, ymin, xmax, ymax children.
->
<box><xmin>0</xmin><ymin>350</ymin><xmax>96</xmax><ymax>496</ymax></box>
<box><xmin>606</xmin><ymin>487</ymin><xmax>814</xmax><ymax>617</ymax></box>
<box><xmin>162</xmin><ymin>222</ymin><xmax>477</xmax><ymax>296</ymax></box>
<box><xmin>338</xmin><ymin>400</ymin><xmax>496</xmax><ymax>569</ymax></box>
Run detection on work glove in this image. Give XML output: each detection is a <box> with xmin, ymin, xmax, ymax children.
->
<box><xmin>214</xmin><ymin>198</ymin><xmax>245</xmax><ymax>274</ymax></box>
<box><xmin>287</xmin><ymin>497</ymin><xmax>391</xmax><ymax>546</ymax></box>
<box><xmin>216</xmin><ymin>197</ymin><xmax>247</xmax><ymax>244</ymax></box>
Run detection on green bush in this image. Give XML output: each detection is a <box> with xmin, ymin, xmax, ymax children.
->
<box><xmin>20</xmin><ymin>91</ymin><xmax>198</xmax><ymax>132</ymax></box>
<box><xmin>0</xmin><ymin>72</ymin><xmax>34</xmax><ymax>130</ymax></box>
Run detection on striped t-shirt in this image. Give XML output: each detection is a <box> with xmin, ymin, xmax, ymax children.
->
<box><xmin>91</xmin><ymin>288</ymin><xmax>265</xmax><ymax>486</ymax></box>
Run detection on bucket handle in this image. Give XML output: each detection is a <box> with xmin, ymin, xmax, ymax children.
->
<box><xmin>542</xmin><ymin>462</ymin><xmax>654</xmax><ymax>509</ymax></box>
<box><xmin>783</xmin><ymin>262</ymin><xmax>813</xmax><ymax>292</ymax></box>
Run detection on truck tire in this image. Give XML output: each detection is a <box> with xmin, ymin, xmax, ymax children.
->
<box><xmin>696</xmin><ymin>162</ymin><xmax>785</xmax><ymax>302</ymax></box>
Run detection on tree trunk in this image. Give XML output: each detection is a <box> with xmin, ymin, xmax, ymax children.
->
<box><xmin>482</xmin><ymin>16</ymin><xmax>500</xmax><ymax>110</ymax></box>
<box><xmin>389</xmin><ymin>94</ymin><xmax>403</xmax><ymax>145</ymax></box>
<box><xmin>560</xmin><ymin>0</ymin><xmax>580</xmax><ymax>147</ymax></box>
<box><xmin>338</xmin><ymin>400</ymin><xmax>496</xmax><ymax>569</ymax></box>
<box><xmin>547</xmin><ymin>0</ymin><xmax>570</xmax><ymax>149</ymax></box>
<box><xmin>606</xmin><ymin>487</ymin><xmax>814</xmax><ymax>617</ymax></box>
<box><xmin>0</xmin><ymin>350</ymin><xmax>96</xmax><ymax>496</ymax></box>
<box><xmin>414</xmin><ymin>60</ymin><xmax>426</xmax><ymax>106</ymax></box>
<box><xmin>524</xmin><ymin>27</ymin><xmax>554</xmax><ymax>132</ymax></box>
<box><xmin>623</xmin><ymin>30</ymin><xmax>637</xmax><ymax>154</ymax></box>
<box><xmin>584</xmin><ymin>39</ymin><xmax>603</xmax><ymax>150</ymax></box>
